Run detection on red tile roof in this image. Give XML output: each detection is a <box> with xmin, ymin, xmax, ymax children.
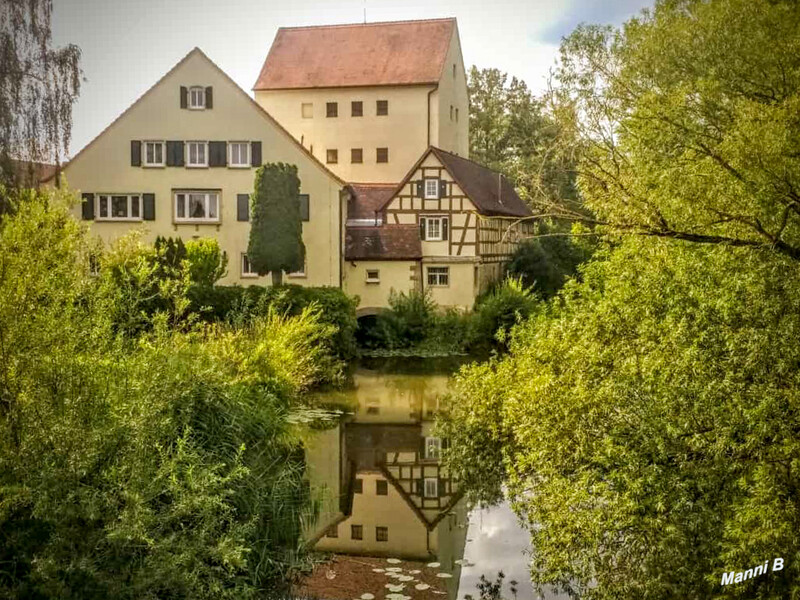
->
<box><xmin>345</xmin><ymin>224</ymin><xmax>421</xmax><ymax>260</ymax></box>
<box><xmin>347</xmin><ymin>183</ymin><xmax>397</xmax><ymax>220</ymax></box>
<box><xmin>254</xmin><ymin>18</ymin><xmax>456</xmax><ymax>90</ymax></box>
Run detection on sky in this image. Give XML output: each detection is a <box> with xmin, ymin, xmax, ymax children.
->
<box><xmin>52</xmin><ymin>0</ymin><xmax>652</xmax><ymax>158</ymax></box>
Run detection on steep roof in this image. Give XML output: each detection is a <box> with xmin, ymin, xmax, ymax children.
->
<box><xmin>254</xmin><ymin>18</ymin><xmax>456</xmax><ymax>90</ymax></box>
<box><xmin>347</xmin><ymin>183</ymin><xmax>397</xmax><ymax>220</ymax></box>
<box><xmin>345</xmin><ymin>225</ymin><xmax>421</xmax><ymax>260</ymax></box>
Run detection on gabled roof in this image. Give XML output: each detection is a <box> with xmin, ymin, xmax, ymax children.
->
<box><xmin>383</xmin><ymin>147</ymin><xmax>534</xmax><ymax>218</ymax></box>
<box><xmin>345</xmin><ymin>225</ymin><xmax>421</xmax><ymax>261</ymax></box>
<box><xmin>46</xmin><ymin>48</ymin><xmax>343</xmax><ymax>185</ymax></box>
<box><xmin>347</xmin><ymin>183</ymin><xmax>397</xmax><ymax>220</ymax></box>
<box><xmin>253</xmin><ymin>18</ymin><xmax>456</xmax><ymax>90</ymax></box>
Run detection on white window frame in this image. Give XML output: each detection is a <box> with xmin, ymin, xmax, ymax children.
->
<box><xmin>425</xmin><ymin>216</ymin><xmax>445</xmax><ymax>241</ymax></box>
<box><xmin>186</xmin><ymin>141</ymin><xmax>208</xmax><ymax>167</ymax></box>
<box><xmin>424</xmin><ymin>178</ymin><xmax>440</xmax><ymax>199</ymax></box>
<box><xmin>142</xmin><ymin>141</ymin><xmax>165</xmax><ymax>167</ymax></box>
<box><xmin>228</xmin><ymin>141</ymin><xmax>250</xmax><ymax>168</ymax></box>
<box><xmin>423</xmin><ymin>477</ymin><xmax>438</xmax><ymax>498</ymax></box>
<box><xmin>188</xmin><ymin>86</ymin><xmax>205</xmax><ymax>109</ymax></box>
<box><xmin>288</xmin><ymin>261</ymin><xmax>306</xmax><ymax>278</ymax></box>
<box><xmin>365</xmin><ymin>269</ymin><xmax>380</xmax><ymax>284</ymax></box>
<box><xmin>425</xmin><ymin>437</ymin><xmax>442</xmax><ymax>460</ymax></box>
<box><xmin>241</xmin><ymin>253</ymin><xmax>257</xmax><ymax>278</ymax></box>
<box><xmin>173</xmin><ymin>190</ymin><xmax>220</xmax><ymax>223</ymax></box>
<box><xmin>427</xmin><ymin>266</ymin><xmax>449</xmax><ymax>287</ymax></box>
<box><xmin>96</xmin><ymin>194</ymin><xmax>142</xmax><ymax>222</ymax></box>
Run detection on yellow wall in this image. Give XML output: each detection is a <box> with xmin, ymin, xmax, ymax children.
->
<box><xmin>432</xmin><ymin>28</ymin><xmax>469</xmax><ymax>157</ymax></box>
<box><xmin>343</xmin><ymin>260</ymin><xmax>419</xmax><ymax>311</ymax></box>
<box><xmin>422</xmin><ymin>261</ymin><xmax>475</xmax><ymax>310</ymax></box>
<box><xmin>59</xmin><ymin>49</ymin><xmax>343</xmax><ymax>287</ymax></box>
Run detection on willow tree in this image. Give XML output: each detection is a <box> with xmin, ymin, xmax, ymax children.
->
<box><xmin>0</xmin><ymin>0</ymin><xmax>82</xmax><ymax>192</ymax></box>
<box><xmin>247</xmin><ymin>163</ymin><xmax>305</xmax><ymax>287</ymax></box>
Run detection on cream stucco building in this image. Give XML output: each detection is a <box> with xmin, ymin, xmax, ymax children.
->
<box><xmin>51</xmin><ymin>18</ymin><xmax>533</xmax><ymax>312</ymax></box>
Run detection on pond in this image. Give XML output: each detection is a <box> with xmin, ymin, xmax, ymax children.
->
<box><xmin>297</xmin><ymin>357</ymin><xmax>561</xmax><ymax>600</ymax></box>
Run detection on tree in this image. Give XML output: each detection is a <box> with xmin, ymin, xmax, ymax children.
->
<box><xmin>0</xmin><ymin>0</ymin><xmax>82</xmax><ymax>191</ymax></box>
<box><xmin>551</xmin><ymin>0</ymin><xmax>800</xmax><ymax>260</ymax></box>
<box><xmin>247</xmin><ymin>163</ymin><xmax>305</xmax><ymax>287</ymax></box>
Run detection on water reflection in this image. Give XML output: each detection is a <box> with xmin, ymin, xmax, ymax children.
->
<box><xmin>301</xmin><ymin>358</ymin><xmax>470</xmax><ymax>600</ymax></box>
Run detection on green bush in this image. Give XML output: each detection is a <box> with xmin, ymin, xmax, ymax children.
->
<box><xmin>358</xmin><ymin>289</ymin><xmax>437</xmax><ymax>350</ymax></box>
<box><xmin>468</xmin><ymin>277</ymin><xmax>540</xmax><ymax>353</ymax></box>
<box><xmin>0</xmin><ymin>190</ymin><xmax>334</xmax><ymax>599</ymax></box>
<box><xmin>184</xmin><ymin>237</ymin><xmax>228</xmax><ymax>288</ymax></box>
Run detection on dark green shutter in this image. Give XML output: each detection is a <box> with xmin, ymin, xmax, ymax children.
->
<box><xmin>299</xmin><ymin>194</ymin><xmax>310</xmax><ymax>221</ymax></box>
<box><xmin>209</xmin><ymin>141</ymin><xmax>226</xmax><ymax>167</ymax></box>
<box><xmin>81</xmin><ymin>193</ymin><xmax>94</xmax><ymax>220</ymax></box>
<box><xmin>416</xmin><ymin>180</ymin><xmax>424</xmax><ymax>197</ymax></box>
<box><xmin>237</xmin><ymin>194</ymin><xmax>249</xmax><ymax>221</ymax></box>
<box><xmin>131</xmin><ymin>140</ymin><xmax>141</xmax><ymax>166</ymax></box>
<box><xmin>205</xmin><ymin>86</ymin><xmax>213</xmax><ymax>109</ymax></box>
<box><xmin>442</xmin><ymin>217</ymin><xmax>449</xmax><ymax>240</ymax></box>
<box><xmin>439</xmin><ymin>179</ymin><xmax>447</xmax><ymax>198</ymax></box>
<box><xmin>250</xmin><ymin>141</ymin><xmax>262</xmax><ymax>167</ymax></box>
<box><xmin>143</xmin><ymin>193</ymin><xmax>155</xmax><ymax>221</ymax></box>
<box><xmin>180</xmin><ymin>86</ymin><xmax>188</xmax><ymax>109</ymax></box>
<box><xmin>166</xmin><ymin>141</ymin><xmax>184</xmax><ymax>167</ymax></box>
<box><xmin>419</xmin><ymin>217</ymin><xmax>426</xmax><ymax>241</ymax></box>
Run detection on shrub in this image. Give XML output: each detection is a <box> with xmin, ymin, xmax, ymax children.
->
<box><xmin>358</xmin><ymin>289</ymin><xmax>437</xmax><ymax>350</ymax></box>
<box><xmin>468</xmin><ymin>277</ymin><xmax>539</xmax><ymax>353</ymax></box>
<box><xmin>184</xmin><ymin>237</ymin><xmax>228</xmax><ymax>288</ymax></box>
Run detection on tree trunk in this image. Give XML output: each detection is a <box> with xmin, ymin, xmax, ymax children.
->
<box><xmin>271</xmin><ymin>270</ymin><xmax>283</xmax><ymax>287</ymax></box>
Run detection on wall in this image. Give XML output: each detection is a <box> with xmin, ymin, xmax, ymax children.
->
<box><xmin>421</xmin><ymin>261</ymin><xmax>475</xmax><ymax>310</ymax></box>
<box><xmin>255</xmin><ymin>85</ymin><xmax>435</xmax><ymax>183</ymax></box>
<box><xmin>343</xmin><ymin>260</ymin><xmax>419</xmax><ymax>311</ymax></box>
<box><xmin>58</xmin><ymin>50</ymin><xmax>343</xmax><ymax>287</ymax></box>
<box><xmin>433</xmin><ymin>29</ymin><xmax>469</xmax><ymax>157</ymax></box>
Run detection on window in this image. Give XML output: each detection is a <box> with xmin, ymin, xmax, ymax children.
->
<box><xmin>299</xmin><ymin>194</ymin><xmax>310</xmax><ymax>221</ymax></box>
<box><xmin>354</xmin><ymin>478</ymin><xmax>363</xmax><ymax>494</ymax></box>
<box><xmin>241</xmin><ymin>254</ymin><xmax>257</xmax><ymax>278</ymax></box>
<box><xmin>228</xmin><ymin>142</ymin><xmax>250</xmax><ymax>167</ymax></box>
<box><xmin>366</xmin><ymin>403</ymin><xmax>380</xmax><ymax>415</ymax></box>
<box><xmin>351</xmin><ymin>525</ymin><xmax>363</xmax><ymax>540</ymax></box>
<box><xmin>301</xmin><ymin>102</ymin><xmax>313</xmax><ymax>118</ymax></box>
<box><xmin>186</xmin><ymin>141</ymin><xmax>208</xmax><ymax>167</ymax></box>
<box><xmin>288</xmin><ymin>260</ymin><xmax>306</xmax><ymax>278</ymax></box>
<box><xmin>427</xmin><ymin>266</ymin><xmax>449</xmax><ymax>287</ymax></box>
<box><xmin>424</xmin><ymin>477</ymin><xmax>439</xmax><ymax>498</ymax></box>
<box><xmin>376</xmin><ymin>147</ymin><xmax>388</xmax><ymax>163</ymax></box>
<box><xmin>143</xmin><ymin>141</ymin><xmax>165</xmax><ymax>167</ymax></box>
<box><xmin>376</xmin><ymin>480</ymin><xmax>388</xmax><ymax>495</ymax></box>
<box><xmin>351</xmin><ymin>101</ymin><xmax>363</xmax><ymax>117</ymax></box>
<box><xmin>326</xmin><ymin>525</ymin><xmax>338</xmax><ymax>538</ymax></box>
<box><xmin>424</xmin><ymin>178</ymin><xmax>440</xmax><ymax>199</ymax></box>
<box><xmin>174</xmin><ymin>191</ymin><xmax>219</xmax><ymax>223</ymax></box>
<box><xmin>425</xmin><ymin>437</ymin><xmax>442</xmax><ymax>460</ymax></box>
<box><xmin>326</xmin><ymin>102</ymin><xmax>338</xmax><ymax>117</ymax></box>
<box><xmin>425</xmin><ymin>217</ymin><xmax>447</xmax><ymax>241</ymax></box>
<box><xmin>376</xmin><ymin>526</ymin><xmax>388</xmax><ymax>542</ymax></box>
<box><xmin>97</xmin><ymin>194</ymin><xmax>141</xmax><ymax>221</ymax></box>
<box><xmin>456</xmin><ymin>107</ymin><xmax>459</xmax><ymax>122</ymax></box>
<box><xmin>189</xmin><ymin>86</ymin><xmax>205</xmax><ymax>109</ymax></box>
<box><xmin>366</xmin><ymin>269</ymin><xmax>380</xmax><ymax>283</ymax></box>
<box><xmin>450</xmin><ymin>105</ymin><xmax>453</xmax><ymax>120</ymax></box>
<box><xmin>351</xmin><ymin>148</ymin><xmax>363</xmax><ymax>164</ymax></box>
<box><xmin>453</xmin><ymin>63</ymin><xmax>456</xmax><ymax>78</ymax></box>
<box><xmin>376</xmin><ymin>100</ymin><xmax>388</xmax><ymax>116</ymax></box>
<box><xmin>326</xmin><ymin>149</ymin><xmax>338</xmax><ymax>164</ymax></box>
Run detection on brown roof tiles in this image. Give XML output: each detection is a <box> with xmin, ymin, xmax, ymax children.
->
<box><xmin>254</xmin><ymin>18</ymin><xmax>456</xmax><ymax>90</ymax></box>
<box><xmin>345</xmin><ymin>224</ymin><xmax>421</xmax><ymax>261</ymax></box>
<box><xmin>347</xmin><ymin>183</ymin><xmax>397</xmax><ymax>220</ymax></box>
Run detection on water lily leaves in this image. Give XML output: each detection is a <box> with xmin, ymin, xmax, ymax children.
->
<box><xmin>385</xmin><ymin>567</ymin><xmax>402</xmax><ymax>572</ymax></box>
<box><xmin>415</xmin><ymin>583</ymin><xmax>431</xmax><ymax>590</ymax></box>
<box><xmin>360</xmin><ymin>594</ymin><xmax>375</xmax><ymax>600</ymax></box>
<box><xmin>371</xmin><ymin>568</ymin><xmax>385</xmax><ymax>573</ymax></box>
<box><xmin>397</xmin><ymin>575</ymin><xmax>414</xmax><ymax>582</ymax></box>
<box><xmin>386</xmin><ymin>558</ymin><xmax>402</xmax><ymax>564</ymax></box>
<box><xmin>409</xmin><ymin>569</ymin><xmax>421</xmax><ymax>574</ymax></box>
<box><xmin>426</xmin><ymin>562</ymin><xmax>440</xmax><ymax>568</ymax></box>
<box><xmin>436</xmin><ymin>572</ymin><xmax>453</xmax><ymax>578</ymax></box>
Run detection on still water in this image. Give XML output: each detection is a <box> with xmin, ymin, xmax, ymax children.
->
<box><xmin>297</xmin><ymin>357</ymin><xmax>548</xmax><ymax>600</ymax></box>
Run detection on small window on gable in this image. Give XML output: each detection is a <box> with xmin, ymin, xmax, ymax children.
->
<box><xmin>326</xmin><ymin>149</ymin><xmax>338</xmax><ymax>164</ymax></box>
<box><xmin>424</xmin><ymin>477</ymin><xmax>438</xmax><ymax>498</ymax></box>
<box><xmin>301</xmin><ymin>103</ymin><xmax>313</xmax><ymax>118</ymax></box>
<box><xmin>366</xmin><ymin>269</ymin><xmax>380</xmax><ymax>283</ymax></box>
<box><xmin>351</xmin><ymin>148</ymin><xmax>363</xmax><ymax>164</ymax></box>
<box><xmin>376</xmin><ymin>480</ymin><xmax>388</xmax><ymax>495</ymax></box>
<box><xmin>425</xmin><ymin>437</ymin><xmax>442</xmax><ymax>459</ymax></box>
<box><xmin>186</xmin><ymin>141</ymin><xmax>208</xmax><ymax>167</ymax></box>
<box><xmin>326</xmin><ymin>102</ymin><xmax>338</xmax><ymax>118</ymax></box>
<box><xmin>424</xmin><ymin>178</ymin><xmax>439</xmax><ymax>199</ymax></box>
<box><xmin>143</xmin><ymin>141</ymin><xmax>165</xmax><ymax>167</ymax></box>
<box><xmin>189</xmin><ymin>86</ymin><xmax>205</xmax><ymax>109</ymax></box>
<box><xmin>376</xmin><ymin>147</ymin><xmax>388</xmax><ymax>163</ymax></box>
<box><xmin>228</xmin><ymin>142</ymin><xmax>250</xmax><ymax>168</ymax></box>
<box><xmin>376</xmin><ymin>100</ymin><xmax>388</xmax><ymax>116</ymax></box>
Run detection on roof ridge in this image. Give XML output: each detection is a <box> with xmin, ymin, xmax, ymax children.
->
<box><xmin>277</xmin><ymin>17</ymin><xmax>455</xmax><ymax>31</ymax></box>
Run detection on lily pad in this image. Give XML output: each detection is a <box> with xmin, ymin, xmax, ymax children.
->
<box><xmin>360</xmin><ymin>595</ymin><xmax>375</xmax><ymax>600</ymax></box>
<box><xmin>409</xmin><ymin>569</ymin><xmax>421</xmax><ymax>574</ymax></box>
<box><xmin>427</xmin><ymin>562</ymin><xmax>441</xmax><ymax>568</ymax></box>
<box><xmin>436</xmin><ymin>572</ymin><xmax>453</xmax><ymax>578</ymax></box>
<box><xmin>371</xmin><ymin>568</ymin><xmax>385</xmax><ymax>573</ymax></box>
<box><xmin>415</xmin><ymin>583</ymin><xmax>431</xmax><ymax>591</ymax></box>
<box><xmin>397</xmin><ymin>575</ymin><xmax>414</xmax><ymax>582</ymax></box>
<box><xmin>387</xmin><ymin>558</ymin><xmax>402</xmax><ymax>564</ymax></box>
<box><xmin>385</xmin><ymin>567</ymin><xmax>402</xmax><ymax>572</ymax></box>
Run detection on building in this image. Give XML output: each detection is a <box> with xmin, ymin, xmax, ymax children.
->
<box><xmin>50</xmin><ymin>18</ymin><xmax>533</xmax><ymax>311</ymax></box>
<box><xmin>253</xmin><ymin>18</ymin><xmax>469</xmax><ymax>183</ymax></box>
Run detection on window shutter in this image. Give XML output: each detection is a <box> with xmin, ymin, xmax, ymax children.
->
<box><xmin>142</xmin><ymin>193</ymin><xmax>156</xmax><ymax>221</ymax></box>
<box><xmin>237</xmin><ymin>194</ymin><xmax>249</xmax><ymax>221</ymax></box>
<box><xmin>415</xmin><ymin>479</ymin><xmax>423</xmax><ymax>496</ymax></box>
<box><xmin>416</xmin><ymin>180</ymin><xmax>424</xmax><ymax>197</ymax></box>
<box><xmin>419</xmin><ymin>217</ymin><xmax>426</xmax><ymax>241</ymax></box>
<box><xmin>205</xmin><ymin>86</ymin><xmax>213</xmax><ymax>109</ymax></box>
<box><xmin>180</xmin><ymin>86</ymin><xmax>188</xmax><ymax>109</ymax></box>
<box><xmin>439</xmin><ymin>179</ymin><xmax>447</xmax><ymax>198</ymax></box>
<box><xmin>442</xmin><ymin>217</ymin><xmax>449</xmax><ymax>240</ymax></box>
<box><xmin>299</xmin><ymin>194</ymin><xmax>310</xmax><ymax>221</ymax></box>
<box><xmin>166</xmin><ymin>141</ymin><xmax>184</xmax><ymax>167</ymax></box>
<box><xmin>250</xmin><ymin>141</ymin><xmax>262</xmax><ymax>167</ymax></box>
<box><xmin>209</xmin><ymin>141</ymin><xmax>226</xmax><ymax>167</ymax></box>
<box><xmin>81</xmin><ymin>193</ymin><xmax>95</xmax><ymax>220</ymax></box>
<box><xmin>130</xmin><ymin>140</ymin><xmax>141</xmax><ymax>166</ymax></box>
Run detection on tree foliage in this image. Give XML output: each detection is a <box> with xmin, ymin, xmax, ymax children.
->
<box><xmin>247</xmin><ymin>163</ymin><xmax>305</xmax><ymax>286</ymax></box>
<box><xmin>0</xmin><ymin>0</ymin><xmax>81</xmax><ymax>190</ymax></box>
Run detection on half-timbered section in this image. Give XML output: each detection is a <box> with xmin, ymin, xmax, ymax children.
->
<box><xmin>343</xmin><ymin>146</ymin><xmax>534</xmax><ymax>311</ymax></box>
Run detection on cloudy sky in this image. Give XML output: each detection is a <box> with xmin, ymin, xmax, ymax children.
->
<box><xmin>53</xmin><ymin>0</ymin><xmax>652</xmax><ymax>157</ymax></box>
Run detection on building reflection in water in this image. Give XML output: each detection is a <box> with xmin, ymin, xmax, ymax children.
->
<box><xmin>302</xmin><ymin>361</ymin><xmax>469</xmax><ymax>599</ymax></box>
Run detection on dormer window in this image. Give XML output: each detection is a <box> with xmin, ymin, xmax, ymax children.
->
<box><xmin>189</xmin><ymin>86</ymin><xmax>205</xmax><ymax>109</ymax></box>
